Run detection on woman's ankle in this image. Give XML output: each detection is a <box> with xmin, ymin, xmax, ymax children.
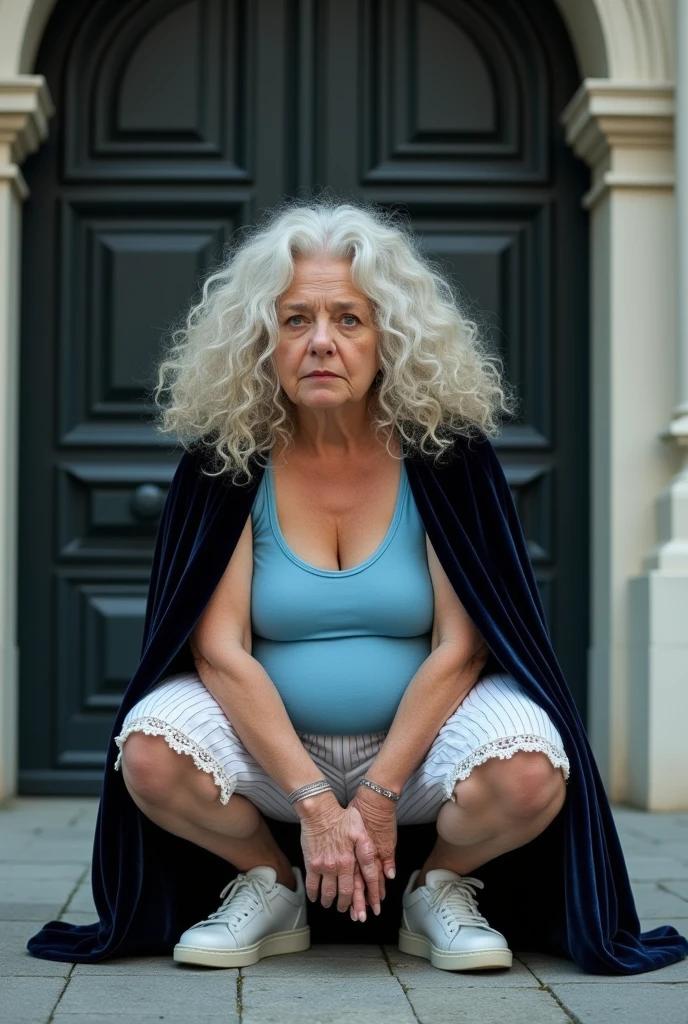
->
<box><xmin>413</xmin><ymin>836</ymin><xmax>485</xmax><ymax>889</ymax></box>
<box><xmin>231</xmin><ymin>819</ymin><xmax>297</xmax><ymax>891</ymax></box>
<box><xmin>274</xmin><ymin>863</ymin><xmax>297</xmax><ymax>891</ymax></box>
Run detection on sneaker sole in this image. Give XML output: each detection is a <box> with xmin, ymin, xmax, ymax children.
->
<box><xmin>398</xmin><ymin>928</ymin><xmax>513</xmax><ymax>971</ymax></box>
<box><xmin>173</xmin><ymin>925</ymin><xmax>311</xmax><ymax>968</ymax></box>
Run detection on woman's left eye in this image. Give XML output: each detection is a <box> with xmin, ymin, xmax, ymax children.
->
<box><xmin>341</xmin><ymin>314</ymin><xmax>359</xmax><ymax>326</ymax></box>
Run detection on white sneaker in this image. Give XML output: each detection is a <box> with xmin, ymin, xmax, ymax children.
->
<box><xmin>173</xmin><ymin>865</ymin><xmax>310</xmax><ymax>968</ymax></box>
<box><xmin>399</xmin><ymin>869</ymin><xmax>513</xmax><ymax>971</ymax></box>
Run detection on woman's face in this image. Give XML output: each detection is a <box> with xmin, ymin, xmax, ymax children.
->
<box><xmin>274</xmin><ymin>255</ymin><xmax>380</xmax><ymax>411</ymax></box>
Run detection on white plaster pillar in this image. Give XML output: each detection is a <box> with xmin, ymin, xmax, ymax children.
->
<box><xmin>561</xmin><ymin>81</ymin><xmax>677</xmax><ymax>803</ymax></box>
<box><xmin>0</xmin><ymin>76</ymin><xmax>52</xmax><ymax>801</ymax></box>
<box><xmin>672</xmin><ymin>0</ymin><xmax>688</xmax><ymax>435</ymax></box>
<box><xmin>625</xmin><ymin>1</ymin><xmax>688</xmax><ymax>811</ymax></box>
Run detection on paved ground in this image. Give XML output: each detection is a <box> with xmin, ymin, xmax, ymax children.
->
<box><xmin>1</xmin><ymin>799</ymin><xmax>687</xmax><ymax>1023</ymax></box>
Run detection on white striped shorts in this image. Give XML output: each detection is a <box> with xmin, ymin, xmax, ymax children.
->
<box><xmin>114</xmin><ymin>671</ymin><xmax>570</xmax><ymax>825</ymax></box>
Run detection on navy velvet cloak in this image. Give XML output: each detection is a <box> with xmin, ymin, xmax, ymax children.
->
<box><xmin>28</xmin><ymin>432</ymin><xmax>688</xmax><ymax>973</ymax></box>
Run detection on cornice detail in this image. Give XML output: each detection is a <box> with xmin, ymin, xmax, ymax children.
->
<box><xmin>560</xmin><ymin>80</ymin><xmax>674</xmax><ymax>209</ymax></box>
<box><xmin>0</xmin><ymin>75</ymin><xmax>53</xmax><ymax>167</ymax></box>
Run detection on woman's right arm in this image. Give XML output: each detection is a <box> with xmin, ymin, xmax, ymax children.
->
<box><xmin>189</xmin><ymin>515</ymin><xmax>381</xmax><ymax>918</ymax></box>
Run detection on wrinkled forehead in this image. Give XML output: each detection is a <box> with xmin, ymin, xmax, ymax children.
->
<box><xmin>278</xmin><ymin>255</ymin><xmax>374</xmax><ymax>312</ymax></box>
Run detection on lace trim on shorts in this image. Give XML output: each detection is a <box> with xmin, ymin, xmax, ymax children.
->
<box><xmin>444</xmin><ymin>733</ymin><xmax>571</xmax><ymax>801</ymax></box>
<box><xmin>113</xmin><ymin>716</ymin><xmax>236</xmax><ymax>805</ymax></box>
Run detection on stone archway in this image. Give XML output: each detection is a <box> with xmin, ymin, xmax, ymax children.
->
<box><xmin>0</xmin><ymin>0</ymin><xmax>681</xmax><ymax>807</ymax></box>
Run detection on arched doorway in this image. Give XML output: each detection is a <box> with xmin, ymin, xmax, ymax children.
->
<box><xmin>18</xmin><ymin>0</ymin><xmax>589</xmax><ymax>793</ymax></box>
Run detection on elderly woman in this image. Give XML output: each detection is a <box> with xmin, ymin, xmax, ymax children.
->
<box><xmin>111</xmin><ymin>202</ymin><xmax>570</xmax><ymax>972</ymax></box>
<box><xmin>28</xmin><ymin>201</ymin><xmax>686</xmax><ymax>976</ymax></box>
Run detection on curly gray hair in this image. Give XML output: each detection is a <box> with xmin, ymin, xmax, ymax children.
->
<box><xmin>153</xmin><ymin>199</ymin><xmax>516</xmax><ymax>483</ymax></box>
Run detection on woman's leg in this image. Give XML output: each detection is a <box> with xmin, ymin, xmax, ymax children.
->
<box><xmin>414</xmin><ymin>751</ymin><xmax>566</xmax><ymax>887</ymax></box>
<box><xmin>120</xmin><ymin>733</ymin><xmax>296</xmax><ymax>890</ymax></box>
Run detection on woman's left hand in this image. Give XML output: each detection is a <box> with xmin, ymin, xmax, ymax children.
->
<box><xmin>347</xmin><ymin>785</ymin><xmax>397</xmax><ymax>920</ymax></box>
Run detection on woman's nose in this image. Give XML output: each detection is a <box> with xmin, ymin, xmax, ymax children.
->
<box><xmin>310</xmin><ymin>317</ymin><xmax>334</xmax><ymax>351</ymax></box>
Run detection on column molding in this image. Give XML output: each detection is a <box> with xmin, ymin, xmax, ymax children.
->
<box><xmin>561</xmin><ymin>79</ymin><xmax>681</xmax><ymax>806</ymax></box>
<box><xmin>0</xmin><ymin>74</ymin><xmax>53</xmax><ymax>802</ymax></box>
<box><xmin>562</xmin><ymin>80</ymin><xmax>674</xmax><ymax>209</ymax></box>
<box><xmin>0</xmin><ymin>75</ymin><xmax>53</xmax><ymax>161</ymax></box>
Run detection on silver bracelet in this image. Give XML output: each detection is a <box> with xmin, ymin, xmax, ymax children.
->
<box><xmin>358</xmin><ymin>777</ymin><xmax>400</xmax><ymax>802</ymax></box>
<box><xmin>287</xmin><ymin>780</ymin><xmax>333</xmax><ymax>805</ymax></box>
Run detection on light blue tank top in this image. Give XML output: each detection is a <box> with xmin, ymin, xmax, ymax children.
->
<box><xmin>250</xmin><ymin>453</ymin><xmax>434</xmax><ymax>735</ymax></box>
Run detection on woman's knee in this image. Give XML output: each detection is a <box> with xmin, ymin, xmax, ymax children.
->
<box><xmin>120</xmin><ymin>733</ymin><xmax>217</xmax><ymax>806</ymax></box>
<box><xmin>453</xmin><ymin>751</ymin><xmax>565</xmax><ymax>820</ymax></box>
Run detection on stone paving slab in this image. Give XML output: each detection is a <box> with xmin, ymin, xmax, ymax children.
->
<box><xmin>0</xmin><ymin>842</ymin><xmax>98</xmax><ymax>865</ymax></box>
<box><xmin>0</xmin><ymin>876</ymin><xmax>85</xmax><ymax>905</ymax></box>
<box><xmin>609</xmin><ymin>837</ymin><xmax>656</xmax><ymax>856</ymax></box>
<box><xmin>0</xmin><ymin>921</ymin><xmax>72</xmax><ymax>977</ymax></box>
<box><xmin>63</xmin><ymin>880</ymin><xmax>97</xmax><ymax>916</ymax></box>
<box><xmin>518</xmin><ymin>949</ymin><xmax>688</xmax><ymax>982</ymax></box>
<box><xmin>640</xmin><ymin>915</ymin><xmax>688</xmax><ymax>934</ymax></box>
<box><xmin>400</xmin><ymin>986</ymin><xmax>572</xmax><ymax>1024</ymax></box>
<box><xmin>52</xmin><ymin>1018</ymin><xmax>235</xmax><ymax>1024</ymax></box>
<box><xmin>0</xmin><ymin>902</ymin><xmax>65</xmax><ymax>922</ymax></box>
<box><xmin>242</xmin><ymin>959</ymin><xmax>391</xmax><ymax>980</ymax></box>
<box><xmin>385</xmin><ymin>946</ymin><xmax>540</xmax><ymax>987</ymax></box>
<box><xmin>0</xmin><ymin>798</ymin><xmax>97</xmax><ymax>823</ymax></box>
<box><xmin>240</xmin><ymin>976</ymin><xmax>417</xmax><ymax>1024</ymax></box>
<box><xmin>55</xmin><ymin>974</ymin><xmax>240</xmax><ymax>1018</ymax></box>
<box><xmin>624</xmin><ymin>856</ymin><xmax>688</xmax><ymax>880</ymax></box>
<box><xmin>640</xmin><ymin>840</ymin><xmax>688</xmax><ymax>862</ymax></box>
<box><xmin>2</xmin><ymin>823</ymin><xmax>97</xmax><ymax>838</ymax></box>
<box><xmin>0</xmin><ymin>864</ymin><xmax>87</xmax><ymax>882</ymax></box>
<box><xmin>614</xmin><ymin>815</ymin><xmax>688</xmax><ymax>845</ymax></box>
<box><xmin>0</xmin><ymin>976</ymin><xmax>67</xmax><ymax>1022</ymax></box>
<box><xmin>630</xmin><ymin>881</ymin><xmax>688</xmax><ymax>917</ymax></box>
<box><xmin>71</xmin><ymin>957</ymin><xmax>235</xmax><ymax>976</ymax></box>
<box><xmin>663</xmin><ymin>880</ymin><xmax>688</xmax><ymax>900</ymax></box>
<box><xmin>550</xmin><ymin>982</ymin><xmax>688</xmax><ymax>1024</ymax></box>
<box><xmin>240</xmin><ymin>944</ymin><xmax>386</xmax><ymax>979</ymax></box>
<box><xmin>52</xmin><ymin>1018</ymin><xmax>238</xmax><ymax>1024</ymax></box>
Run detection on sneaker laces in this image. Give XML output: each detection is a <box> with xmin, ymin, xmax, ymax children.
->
<box><xmin>202</xmin><ymin>874</ymin><xmax>273</xmax><ymax>929</ymax></box>
<box><xmin>428</xmin><ymin>876</ymin><xmax>492</xmax><ymax>930</ymax></box>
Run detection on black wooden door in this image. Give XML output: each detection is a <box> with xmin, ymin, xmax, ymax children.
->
<box><xmin>19</xmin><ymin>0</ymin><xmax>589</xmax><ymax>793</ymax></box>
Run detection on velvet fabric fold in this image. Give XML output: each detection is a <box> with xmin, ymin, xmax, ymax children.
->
<box><xmin>27</xmin><ymin>432</ymin><xmax>688</xmax><ymax>973</ymax></box>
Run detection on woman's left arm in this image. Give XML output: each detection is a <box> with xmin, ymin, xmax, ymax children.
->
<box><xmin>348</xmin><ymin>534</ymin><xmax>489</xmax><ymax>892</ymax></box>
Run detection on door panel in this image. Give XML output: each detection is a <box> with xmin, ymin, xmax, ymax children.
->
<box><xmin>65</xmin><ymin>0</ymin><xmax>252</xmax><ymax>181</ymax></box>
<box><xmin>358</xmin><ymin>0</ymin><xmax>546</xmax><ymax>183</ymax></box>
<box><xmin>58</xmin><ymin>194</ymin><xmax>246</xmax><ymax>446</ymax></box>
<box><xmin>20</xmin><ymin>0</ymin><xmax>589</xmax><ymax>793</ymax></box>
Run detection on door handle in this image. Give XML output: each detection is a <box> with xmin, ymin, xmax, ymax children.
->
<box><xmin>130</xmin><ymin>483</ymin><xmax>165</xmax><ymax>521</ymax></box>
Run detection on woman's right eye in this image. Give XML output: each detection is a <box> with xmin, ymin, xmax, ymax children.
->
<box><xmin>287</xmin><ymin>316</ymin><xmax>305</xmax><ymax>326</ymax></box>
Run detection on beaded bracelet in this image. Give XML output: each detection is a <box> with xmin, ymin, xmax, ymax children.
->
<box><xmin>287</xmin><ymin>779</ymin><xmax>334</xmax><ymax>805</ymax></box>
<box><xmin>358</xmin><ymin>777</ymin><xmax>400</xmax><ymax>802</ymax></box>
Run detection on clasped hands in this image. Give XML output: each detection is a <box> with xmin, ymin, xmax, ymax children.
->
<box><xmin>299</xmin><ymin>785</ymin><xmax>398</xmax><ymax>922</ymax></box>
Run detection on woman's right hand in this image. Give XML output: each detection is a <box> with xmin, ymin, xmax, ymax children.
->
<box><xmin>298</xmin><ymin>793</ymin><xmax>381</xmax><ymax>920</ymax></box>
